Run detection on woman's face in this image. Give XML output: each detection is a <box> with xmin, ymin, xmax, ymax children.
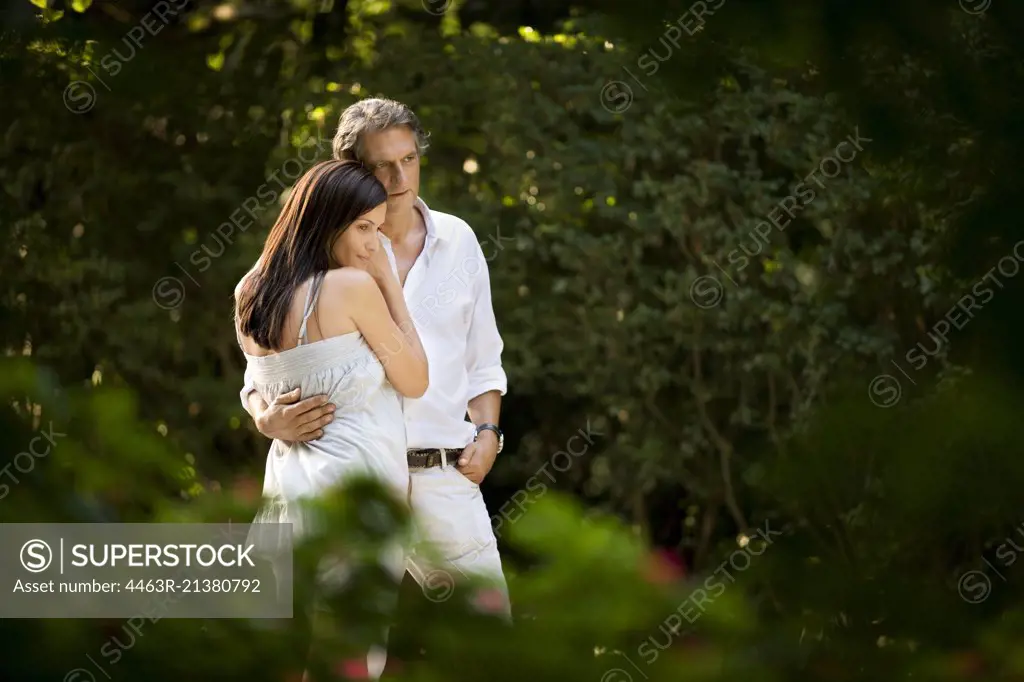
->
<box><xmin>330</xmin><ymin>202</ymin><xmax>387</xmax><ymax>268</ymax></box>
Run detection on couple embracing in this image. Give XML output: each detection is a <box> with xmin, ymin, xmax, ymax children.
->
<box><xmin>233</xmin><ymin>98</ymin><xmax>509</xmax><ymax>679</ymax></box>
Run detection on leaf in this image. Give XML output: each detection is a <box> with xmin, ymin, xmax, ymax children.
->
<box><xmin>206</xmin><ymin>52</ymin><xmax>225</xmax><ymax>71</ymax></box>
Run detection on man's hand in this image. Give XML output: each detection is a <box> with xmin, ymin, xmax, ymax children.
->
<box><xmin>253</xmin><ymin>388</ymin><xmax>334</xmax><ymax>441</ymax></box>
<box><xmin>457</xmin><ymin>431</ymin><xmax>499</xmax><ymax>485</ymax></box>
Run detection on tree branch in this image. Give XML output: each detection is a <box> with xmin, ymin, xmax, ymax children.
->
<box><xmin>691</xmin><ymin>341</ymin><xmax>748</xmax><ymax>533</ymax></box>
<box><xmin>695</xmin><ymin>493</ymin><xmax>721</xmax><ymax>569</ymax></box>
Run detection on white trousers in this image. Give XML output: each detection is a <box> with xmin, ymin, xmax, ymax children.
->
<box><xmin>273</xmin><ymin>461</ymin><xmax>510</xmax><ymax>679</ymax></box>
<box><xmin>369</xmin><ymin>462</ymin><xmax>512</xmax><ymax>678</ymax></box>
<box><xmin>404</xmin><ymin>462</ymin><xmax>510</xmax><ymax>615</ymax></box>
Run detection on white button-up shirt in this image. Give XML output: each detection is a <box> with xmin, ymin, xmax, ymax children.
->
<box><xmin>385</xmin><ymin>197</ymin><xmax>507</xmax><ymax>448</ymax></box>
<box><xmin>240</xmin><ymin>197</ymin><xmax>507</xmax><ymax>449</ymax></box>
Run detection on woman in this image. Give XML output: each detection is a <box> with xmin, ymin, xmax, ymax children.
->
<box><xmin>234</xmin><ymin>159</ymin><xmax>428</xmax><ymax>679</ymax></box>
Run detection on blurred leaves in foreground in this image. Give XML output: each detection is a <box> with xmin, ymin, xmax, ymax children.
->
<box><xmin>0</xmin><ymin>358</ymin><xmax>752</xmax><ymax>681</ymax></box>
<box><xmin>4</xmin><ymin>358</ymin><xmax>1024</xmax><ymax>680</ymax></box>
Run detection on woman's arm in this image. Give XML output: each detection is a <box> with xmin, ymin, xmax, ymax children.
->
<box><xmin>349</xmin><ymin>271</ymin><xmax>429</xmax><ymax>398</ymax></box>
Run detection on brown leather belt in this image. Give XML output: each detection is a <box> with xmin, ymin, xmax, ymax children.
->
<box><xmin>407</xmin><ymin>448</ymin><xmax>461</xmax><ymax>469</ymax></box>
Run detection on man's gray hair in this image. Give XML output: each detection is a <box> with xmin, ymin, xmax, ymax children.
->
<box><xmin>332</xmin><ymin>98</ymin><xmax>431</xmax><ymax>163</ymax></box>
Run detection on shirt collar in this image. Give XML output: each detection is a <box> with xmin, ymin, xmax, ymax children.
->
<box><xmin>379</xmin><ymin>197</ymin><xmax>452</xmax><ymax>266</ymax></box>
<box><xmin>412</xmin><ymin>196</ymin><xmax>451</xmax><ymax>265</ymax></box>
<box><xmin>415</xmin><ymin>196</ymin><xmax>452</xmax><ymax>244</ymax></box>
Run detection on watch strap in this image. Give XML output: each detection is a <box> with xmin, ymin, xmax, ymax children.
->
<box><xmin>475</xmin><ymin>423</ymin><xmax>503</xmax><ymax>452</ymax></box>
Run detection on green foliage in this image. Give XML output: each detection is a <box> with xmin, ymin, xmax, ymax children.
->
<box><xmin>0</xmin><ymin>360</ymin><xmax>748</xmax><ymax>682</ymax></box>
<box><xmin>4</xmin><ymin>0</ymin><xmax>1024</xmax><ymax>679</ymax></box>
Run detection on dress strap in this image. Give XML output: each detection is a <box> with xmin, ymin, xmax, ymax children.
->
<box><xmin>297</xmin><ymin>272</ymin><xmax>326</xmax><ymax>346</ymax></box>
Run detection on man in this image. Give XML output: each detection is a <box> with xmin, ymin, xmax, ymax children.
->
<box><xmin>238</xmin><ymin>98</ymin><xmax>510</xmax><ymax>642</ymax></box>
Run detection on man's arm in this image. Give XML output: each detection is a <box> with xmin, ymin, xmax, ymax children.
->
<box><xmin>457</xmin><ymin>242</ymin><xmax>507</xmax><ymax>480</ymax></box>
<box><xmin>467</xmin><ymin>391</ymin><xmax>501</xmax><ymax>427</ymax></box>
<box><xmin>236</xmin><ymin>319</ymin><xmax>335</xmax><ymax>441</ymax></box>
<box><xmin>466</xmin><ymin>389</ymin><xmax>501</xmax><ymax>451</ymax></box>
<box><xmin>240</xmin><ymin>366</ymin><xmax>262</xmax><ymax>417</ymax></box>
<box><xmin>239</xmin><ymin>364</ymin><xmax>335</xmax><ymax>442</ymax></box>
<box><xmin>235</xmin><ymin>272</ymin><xmax>268</xmax><ymax>422</ymax></box>
<box><xmin>462</xmin><ymin>244</ymin><xmax>507</xmax><ymax>403</ymax></box>
<box><xmin>245</xmin><ymin>391</ymin><xmax>267</xmax><ymax>418</ymax></box>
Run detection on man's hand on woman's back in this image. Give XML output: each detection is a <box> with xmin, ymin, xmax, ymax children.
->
<box><xmin>251</xmin><ymin>388</ymin><xmax>335</xmax><ymax>441</ymax></box>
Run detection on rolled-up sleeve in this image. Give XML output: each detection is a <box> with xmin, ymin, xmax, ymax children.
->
<box><xmin>465</xmin><ymin>243</ymin><xmax>507</xmax><ymax>398</ymax></box>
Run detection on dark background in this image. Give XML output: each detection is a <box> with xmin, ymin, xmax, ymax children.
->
<box><xmin>3</xmin><ymin>0</ymin><xmax>1024</xmax><ymax>679</ymax></box>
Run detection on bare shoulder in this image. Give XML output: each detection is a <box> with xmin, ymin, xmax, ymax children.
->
<box><xmin>234</xmin><ymin>269</ymin><xmax>255</xmax><ymax>300</ymax></box>
<box><xmin>321</xmin><ymin>267</ymin><xmax>377</xmax><ymax>298</ymax></box>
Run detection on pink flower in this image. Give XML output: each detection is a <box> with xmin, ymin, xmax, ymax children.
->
<box><xmin>641</xmin><ymin>548</ymin><xmax>686</xmax><ymax>585</ymax></box>
<box><xmin>473</xmin><ymin>587</ymin><xmax>508</xmax><ymax>613</ymax></box>
<box><xmin>949</xmin><ymin>651</ymin><xmax>986</xmax><ymax>679</ymax></box>
<box><xmin>333</xmin><ymin>658</ymin><xmax>371</xmax><ymax>679</ymax></box>
<box><xmin>233</xmin><ymin>476</ymin><xmax>260</xmax><ymax>504</ymax></box>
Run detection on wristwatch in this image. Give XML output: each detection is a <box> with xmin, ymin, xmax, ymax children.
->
<box><xmin>475</xmin><ymin>423</ymin><xmax>504</xmax><ymax>454</ymax></box>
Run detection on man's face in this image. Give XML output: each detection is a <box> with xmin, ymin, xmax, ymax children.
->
<box><xmin>361</xmin><ymin>126</ymin><xmax>420</xmax><ymax>216</ymax></box>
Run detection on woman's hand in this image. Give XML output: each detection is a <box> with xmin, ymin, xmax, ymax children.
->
<box><xmin>363</xmin><ymin>243</ymin><xmax>396</xmax><ymax>286</ymax></box>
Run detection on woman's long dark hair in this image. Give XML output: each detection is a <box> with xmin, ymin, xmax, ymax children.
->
<box><xmin>236</xmin><ymin>159</ymin><xmax>387</xmax><ymax>351</ymax></box>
